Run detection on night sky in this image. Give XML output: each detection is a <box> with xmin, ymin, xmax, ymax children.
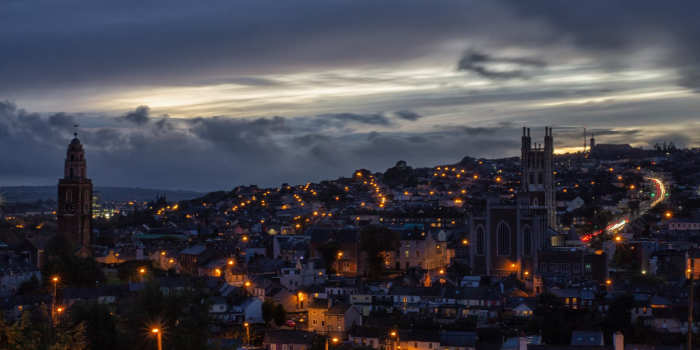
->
<box><xmin>2</xmin><ymin>1</ymin><xmax>700</xmax><ymax>191</ymax></box>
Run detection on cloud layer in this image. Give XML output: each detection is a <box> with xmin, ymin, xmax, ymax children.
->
<box><xmin>2</xmin><ymin>1</ymin><xmax>700</xmax><ymax>190</ymax></box>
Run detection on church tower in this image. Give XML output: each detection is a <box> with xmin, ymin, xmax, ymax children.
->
<box><xmin>57</xmin><ymin>132</ymin><xmax>92</xmax><ymax>254</ymax></box>
<box><xmin>521</xmin><ymin>127</ymin><xmax>556</xmax><ymax>228</ymax></box>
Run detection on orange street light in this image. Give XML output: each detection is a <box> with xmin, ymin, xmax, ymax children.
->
<box><xmin>244</xmin><ymin>281</ymin><xmax>251</xmax><ymax>287</ymax></box>
<box><xmin>151</xmin><ymin>328</ymin><xmax>162</xmax><ymax>350</ymax></box>
<box><xmin>244</xmin><ymin>322</ymin><xmax>250</xmax><ymax>345</ymax></box>
<box><xmin>228</xmin><ymin>259</ymin><xmax>235</xmax><ymax>266</ymax></box>
<box><xmin>605</xmin><ymin>279</ymin><xmax>612</xmax><ymax>286</ymax></box>
<box><xmin>524</xmin><ymin>271</ymin><xmax>530</xmax><ymax>276</ymax></box>
<box><xmin>664</xmin><ymin>211</ymin><xmax>672</xmax><ymax>219</ymax></box>
<box><xmin>461</xmin><ymin>239</ymin><xmax>469</xmax><ymax>246</ymax></box>
<box><xmin>615</xmin><ymin>235</ymin><xmax>622</xmax><ymax>242</ymax></box>
<box><xmin>332</xmin><ymin>337</ymin><xmax>340</xmax><ymax>344</ymax></box>
<box><xmin>52</xmin><ymin>276</ymin><xmax>59</xmax><ymax>283</ymax></box>
<box><xmin>390</xmin><ymin>331</ymin><xmax>397</xmax><ymax>337</ymax></box>
<box><xmin>56</xmin><ymin>306</ymin><xmax>64</xmax><ymax>314</ymax></box>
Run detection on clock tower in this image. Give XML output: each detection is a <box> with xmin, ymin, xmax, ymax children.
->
<box><xmin>57</xmin><ymin>132</ymin><xmax>92</xmax><ymax>254</ymax></box>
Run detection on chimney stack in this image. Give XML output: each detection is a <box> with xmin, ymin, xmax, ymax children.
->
<box><xmin>613</xmin><ymin>331</ymin><xmax>624</xmax><ymax>350</ymax></box>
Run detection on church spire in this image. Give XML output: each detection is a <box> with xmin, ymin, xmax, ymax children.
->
<box><xmin>64</xmin><ymin>130</ymin><xmax>87</xmax><ymax>180</ymax></box>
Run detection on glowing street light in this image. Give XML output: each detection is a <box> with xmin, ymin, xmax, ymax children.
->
<box><xmin>243</xmin><ymin>322</ymin><xmax>250</xmax><ymax>345</ymax></box>
<box><xmin>228</xmin><ymin>259</ymin><xmax>235</xmax><ymax>266</ymax></box>
<box><xmin>664</xmin><ymin>211</ymin><xmax>673</xmax><ymax>219</ymax></box>
<box><xmin>605</xmin><ymin>279</ymin><xmax>612</xmax><ymax>286</ymax></box>
<box><xmin>151</xmin><ymin>328</ymin><xmax>162</xmax><ymax>350</ymax></box>
<box><xmin>461</xmin><ymin>239</ymin><xmax>469</xmax><ymax>246</ymax></box>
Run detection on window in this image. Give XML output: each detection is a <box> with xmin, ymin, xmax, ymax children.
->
<box><xmin>476</xmin><ymin>226</ymin><xmax>485</xmax><ymax>255</ymax></box>
<box><xmin>523</xmin><ymin>227</ymin><xmax>532</xmax><ymax>256</ymax></box>
<box><xmin>497</xmin><ymin>221</ymin><xmax>511</xmax><ymax>256</ymax></box>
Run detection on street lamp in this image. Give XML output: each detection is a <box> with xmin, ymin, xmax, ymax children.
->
<box><xmin>151</xmin><ymin>328</ymin><xmax>162</xmax><ymax>350</ymax></box>
<box><xmin>51</xmin><ymin>276</ymin><xmax>59</xmax><ymax>322</ymax></box>
<box><xmin>389</xmin><ymin>330</ymin><xmax>399</xmax><ymax>350</ymax></box>
<box><xmin>55</xmin><ymin>306</ymin><xmax>64</xmax><ymax>324</ymax></box>
<box><xmin>139</xmin><ymin>267</ymin><xmax>147</xmax><ymax>282</ymax></box>
<box><xmin>336</xmin><ymin>251</ymin><xmax>343</xmax><ymax>276</ymax></box>
<box><xmin>243</xmin><ymin>322</ymin><xmax>250</xmax><ymax>345</ymax></box>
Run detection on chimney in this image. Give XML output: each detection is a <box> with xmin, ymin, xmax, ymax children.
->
<box><xmin>518</xmin><ymin>336</ymin><xmax>528</xmax><ymax>350</ymax></box>
<box><xmin>613</xmin><ymin>331</ymin><xmax>623</xmax><ymax>350</ymax></box>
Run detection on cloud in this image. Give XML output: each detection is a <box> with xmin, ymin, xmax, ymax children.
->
<box><xmin>0</xmin><ymin>102</ymin><xmax>698</xmax><ymax>191</ymax></box>
<box><xmin>394</xmin><ymin>110</ymin><xmax>423</xmax><ymax>121</ymax></box>
<box><xmin>457</xmin><ymin>49</ymin><xmax>546</xmax><ymax>80</ymax></box>
<box><xmin>120</xmin><ymin>106</ymin><xmax>150</xmax><ymax>125</ymax></box>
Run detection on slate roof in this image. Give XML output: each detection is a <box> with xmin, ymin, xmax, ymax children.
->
<box><xmin>263</xmin><ymin>330</ymin><xmax>314</xmax><ymax>345</ymax></box>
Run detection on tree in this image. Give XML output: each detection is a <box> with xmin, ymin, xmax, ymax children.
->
<box><xmin>360</xmin><ymin>225</ymin><xmax>399</xmax><ymax>279</ymax></box>
<box><xmin>262</xmin><ymin>300</ymin><xmax>275</xmax><ymax>325</ymax></box>
<box><xmin>273</xmin><ymin>304</ymin><xmax>287</xmax><ymax>326</ymax></box>
<box><xmin>2</xmin><ymin>311</ymin><xmax>42</xmax><ymax>350</ymax></box>
<box><xmin>50</xmin><ymin>322</ymin><xmax>88</xmax><ymax>350</ymax></box>
<box><xmin>69</xmin><ymin>301</ymin><xmax>118</xmax><ymax>350</ymax></box>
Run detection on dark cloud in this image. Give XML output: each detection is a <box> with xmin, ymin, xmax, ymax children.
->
<box><xmin>1</xmin><ymin>102</ymin><xmax>697</xmax><ymax>191</ymax></box>
<box><xmin>48</xmin><ymin>113</ymin><xmax>76</xmax><ymax>130</ymax></box>
<box><xmin>120</xmin><ymin>106</ymin><xmax>150</xmax><ymax>125</ymax></box>
<box><xmin>324</xmin><ymin>113</ymin><xmax>392</xmax><ymax>126</ymax></box>
<box><xmin>457</xmin><ymin>49</ymin><xmax>546</xmax><ymax>79</ymax></box>
<box><xmin>394</xmin><ymin>110</ymin><xmax>423</xmax><ymax>121</ymax></box>
<box><xmin>501</xmin><ymin>0</ymin><xmax>700</xmax><ymax>89</ymax></box>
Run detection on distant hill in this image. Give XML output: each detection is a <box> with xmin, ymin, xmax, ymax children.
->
<box><xmin>0</xmin><ymin>186</ymin><xmax>202</xmax><ymax>203</ymax></box>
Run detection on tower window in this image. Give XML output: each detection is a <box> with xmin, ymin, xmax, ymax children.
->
<box><xmin>476</xmin><ymin>226</ymin><xmax>485</xmax><ymax>256</ymax></box>
<box><xmin>497</xmin><ymin>221</ymin><xmax>511</xmax><ymax>256</ymax></box>
<box><xmin>523</xmin><ymin>227</ymin><xmax>532</xmax><ymax>256</ymax></box>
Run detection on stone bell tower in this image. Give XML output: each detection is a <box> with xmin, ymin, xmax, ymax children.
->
<box><xmin>57</xmin><ymin>131</ymin><xmax>92</xmax><ymax>254</ymax></box>
<box><xmin>520</xmin><ymin>127</ymin><xmax>556</xmax><ymax>228</ymax></box>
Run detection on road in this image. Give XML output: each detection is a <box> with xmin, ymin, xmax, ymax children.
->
<box><xmin>580</xmin><ymin>176</ymin><xmax>666</xmax><ymax>243</ymax></box>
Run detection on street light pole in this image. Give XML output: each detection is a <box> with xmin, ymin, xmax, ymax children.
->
<box><xmin>152</xmin><ymin>328</ymin><xmax>162</xmax><ymax>350</ymax></box>
<box><xmin>689</xmin><ymin>262</ymin><xmax>694</xmax><ymax>350</ymax></box>
<box><xmin>51</xmin><ymin>276</ymin><xmax>59</xmax><ymax>325</ymax></box>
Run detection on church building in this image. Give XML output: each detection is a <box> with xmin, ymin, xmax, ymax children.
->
<box><xmin>57</xmin><ymin>133</ymin><xmax>92</xmax><ymax>255</ymax></box>
<box><xmin>469</xmin><ymin>127</ymin><xmax>556</xmax><ymax>277</ymax></box>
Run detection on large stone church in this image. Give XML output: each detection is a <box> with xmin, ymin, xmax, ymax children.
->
<box><xmin>469</xmin><ymin>127</ymin><xmax>556</xmax><ymax>277</ymax></box>
<box><xmin>57</xmin><ymin>133</ymin><xmax>93</xmax><ymax>256</ymax></box>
